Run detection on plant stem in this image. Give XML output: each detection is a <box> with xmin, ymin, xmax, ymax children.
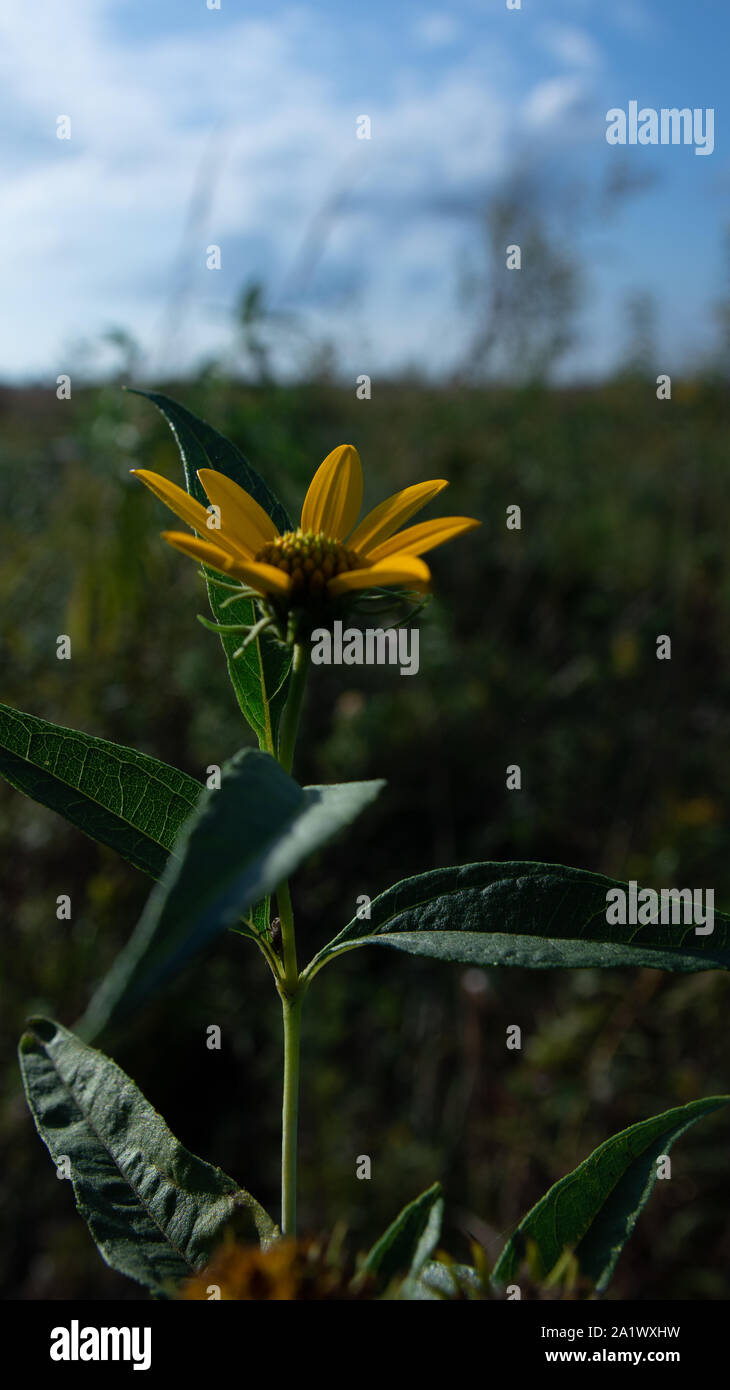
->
<box><xmin>277</xmin><ymin>888</ymin><xmax>301</xmax><ymax>1235</ymax></box>
<box><xmin>274</xmin><ymin>640</ymin><xmax>311</xmax><ymax>1237</ymax></box>
<box><xmin>280</xmin><ymin>990</ymin><xmax>302</xmax><ymax>1236</ymax></box>
<box><xmin>277</xmin><ymin>878</ymin><xmax>298</xmax><ymax>989</ymax></box>
<box><xmin>277</xmin><ymin>640</ymin><xmax>310</xmax><ymax>775</ymax></box>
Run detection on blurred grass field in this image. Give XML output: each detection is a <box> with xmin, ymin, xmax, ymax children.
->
<box><xmin>1</xmin><ymin>373</ymin><xmax>729</xmax><ymax>1299</ymax></box>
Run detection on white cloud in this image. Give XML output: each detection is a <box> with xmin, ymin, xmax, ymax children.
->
<box><xmin>413</xmin><ymin>14</ymin><xmax>462</xmax><ymax>48</ymax></box>
<box><xmin>0</xmin><ymin>0</ymin><xmax>678</xmax><ymax>384</ymax></box>
<box><xmin>611</xmin><ymin>1</ymin><xmax>656</xmax><ymax>37</ymax></box>
<box><xmin>523</xmin><ymin>76</ymin><xmax>587</xmax><ymax>128</ymax></box>
<box><xmin>539</xmin><ymin>23</ymin><xmax>602</xmax><ymax>69</ymax></box>
<box><xmin>0</xmin><ymin>1</ymin><xmax>520</xmax><ymax>379</ymax></box>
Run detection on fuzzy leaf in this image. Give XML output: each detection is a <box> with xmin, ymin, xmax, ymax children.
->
<box><xmin>82</xmin><ymin>749</ymin><xmax>384</xmax><ymax>1037</ymax></box>
<box><xmin>492</xmin><ymin>1096</ymin><xmax>729</xmax><ymax>1293</ymax></box>
<box><xmin>0</xmin><ymin>703</ymin><xmax>201</xmax><ymax>880</ymax></box>
<box><xmin>19</xmin><ymin>1018</ymin><xmax>277</xmax><ymax>1295</ymax></box>
<box><xmin>308</xmin><ymin>861</ymin><xmax>730</xmax><ymax>977</ymax></box>
<box><xmin>361</xmin><ymin>1183</ymin><xmax>443</xmax><ymax>1295</ymax></box>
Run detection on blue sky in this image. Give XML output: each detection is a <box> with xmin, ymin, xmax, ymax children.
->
<box><xmin>0</xmin><ymin>0</ymin><xmax>727</xmax><ymax>382</ymax></box>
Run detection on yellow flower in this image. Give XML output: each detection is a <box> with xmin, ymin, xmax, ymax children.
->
<box><xmin>177</xmin><ymin>1237</ymin><xmax>373</xmax><ymax>1301</ymax></box>
<box><xmin>132</xmin><ymin>444</ymin><xmax>480</xmax><ymax>609</ymax></box>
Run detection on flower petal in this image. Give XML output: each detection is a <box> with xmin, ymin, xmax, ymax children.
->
<box><xmin>132</xmin><ymin>469</ymin><xmax>241</xmax><ymax>558</ymax></box>
<box><xmin>161</xmin><ymin>531</ymin><xmax>291</xmax><ymax>596</ymax></box>
<box><xmin>367</xmin><ymin>516</ymin><xmax>481</xmax><ymax>563</ymax></box>
<box><xmin>348</xmin><ymin>479</ymin><xmax>449</xmax><ymax>555</ymax></box>
<box><xmin>327</xmin><ymin>554</ymin><xmax>431</xmax><ymax>598</ymax></box>
<box><xmin>300</xmin><ymin>444</ymin><xmax>363</xmax><ymax>540</ymax></box>
<box><xmin>197</xmin><ymin>468</ymin><xmax>279</xmax><ymax>556</ymax></box>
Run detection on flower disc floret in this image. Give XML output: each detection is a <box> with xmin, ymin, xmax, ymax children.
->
<box><xmin>255</xmin><ymin>529</ymin><xmax>367</xmax><ymax>597</ymax></box>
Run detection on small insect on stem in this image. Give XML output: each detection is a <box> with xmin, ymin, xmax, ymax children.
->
<box><xmin>270</xmin><ymin>916</ymin><xmax>283</xmax><ymax>959</ymax></box>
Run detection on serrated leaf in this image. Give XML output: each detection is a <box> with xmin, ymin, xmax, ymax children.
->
<box><xmin>0</xmin><ymin>703</ymin><xmax>201</xmax><ymax>879</ymax></box>
<box><xmin>361</xmin><ymin>1183</ymin><xmax>443</xmax><ymax>1295</ymax></box>
<box><xmin>81</xmin><ymin>749</ymin><xmax>384</xmax><ymax>1037</ymax></box>
<box><xmin>19</xmin><ymin>1017</ymin><xmax>277</xmax><ymax>1295</ymax></box>
<box><xmin>307</xmin><ymin>861</ymin><xmax>730</xmax><ymax>977</ymax></box>
<box><xmin>492</xmin><ymin>1096</ymin><xmax>729</xmax><ymax>1294</ymax></box>
<box><xmin>132</xmin><ymin>390</ymin><xmax>293</xmax><ymax>750</ymax></box>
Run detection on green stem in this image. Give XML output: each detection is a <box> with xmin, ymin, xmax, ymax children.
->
<box><xmin>280</xmin><ymin>990</ymin><xmax>302</xmax><ymax>1236</ymax></box>
<box><xmin>273</xmin><ymin>641</ymin><xmax>312</xmax><ymax>1237</ymax></box>
<box><xmin>277</xmin><ymin>640</ymin><xmax>310</xmax><ymax>775</ymax></box>
<box><xmin>277</xmin><ymin>878</ymin><xmax>298</xmax><ymax>990</ymax></box>
<box><xmin>277</xmin><ymin>881</ymin><xmax>301</xmax><ymax>1233</ymax></box>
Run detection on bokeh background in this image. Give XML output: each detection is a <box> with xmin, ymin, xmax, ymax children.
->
<box><xmin>2</xmin><ymin>0</ymin><xmax>730</xmax><ymax>1299</ymax></box>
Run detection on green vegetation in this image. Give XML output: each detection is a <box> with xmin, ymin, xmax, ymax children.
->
<box><xmin>2</xmin><ymin>374</ymin><xmax>729</xmax><ymax>1298</ymax></box>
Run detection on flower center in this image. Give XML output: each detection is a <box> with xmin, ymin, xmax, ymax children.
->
<box><xmin>255</xmin><ymin>529</ymin><xmax>367</xmax><ymax>596</ymax></box>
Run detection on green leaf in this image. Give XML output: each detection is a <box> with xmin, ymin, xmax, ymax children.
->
<box><xmin>360</xmin><ymin>1183</ymin><xmax>443</xmax><ymax>1295</ymax></box>
<box><xmin>81</xmin><ymin>749</ymin><xmax>384</xmax><ymax>1037</ymax></box>
<box><xmin>0</xmin><ymin>703</ymin><xmax>201</xmax><ymax>880</ymax></box>
<box><xmin>19</xmin><ymin>1017</ymin><xmax>277</xmax><ymax>1296</ymax></box>
<box><xmin>306</xmin><ymin>861</ymin><xmax>730</xmax><ymax>977</ymax></box>
<box><xmin>492</xmin><ymin>1096</ymin><xmax>729</xmax><ymax>1294</ymax></box>
<box><xmin>132</xmin><ymin>390</ymin><xmax>293</xmax><ymax>751</ymax></box>
<box><xmin>414</xmin><ymin>1260</ymin><xmax>483</xmax><ymax>1300</ymax></box>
